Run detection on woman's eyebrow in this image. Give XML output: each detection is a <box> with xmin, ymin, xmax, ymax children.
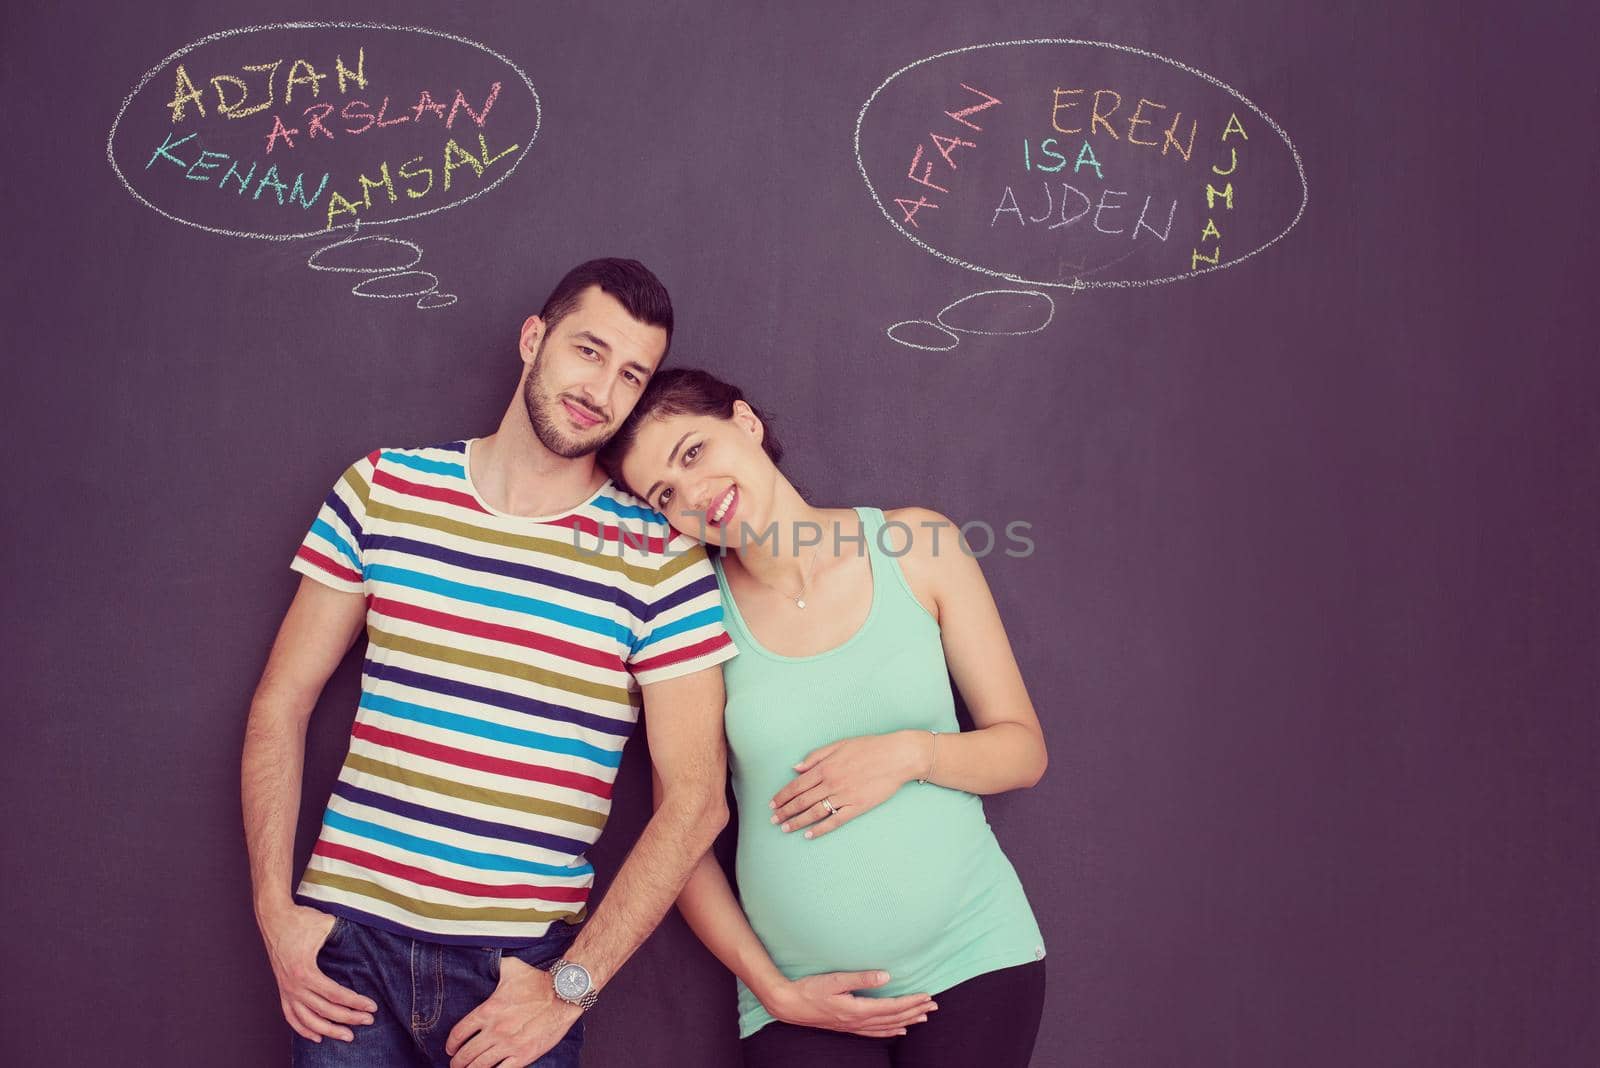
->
<box><xmin>643</xmin><ymin>432</ymin><xmax>693</xmax><ymax>504</ymax></box>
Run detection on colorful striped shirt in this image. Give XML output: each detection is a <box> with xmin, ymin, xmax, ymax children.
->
<box><xmin>289</xmin><ymin>440</ymin><xmax>736</xmax><ymax>945</ymax></box>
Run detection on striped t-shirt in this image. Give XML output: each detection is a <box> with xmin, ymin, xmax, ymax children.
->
<box><xmin>289</xmin><ymin>440</ymin><xmax>736</xmax><ymax>946</ymax></box>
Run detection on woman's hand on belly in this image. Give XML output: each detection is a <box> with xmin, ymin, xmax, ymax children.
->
<box><xmin>762</xmin><ymin>971</ymin><xmax>938</xmax><ymax>1039</ymax></box>
<box><xmin>769</xmin><ymin>731</ymin><xmax>930</xmax><ymax>839</ymax></box>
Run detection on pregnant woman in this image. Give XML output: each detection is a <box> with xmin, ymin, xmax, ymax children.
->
<box><xmin>599</xmin><ymin>369</ymin><xmax>1048</xmax><ymax>1067</ymax></box>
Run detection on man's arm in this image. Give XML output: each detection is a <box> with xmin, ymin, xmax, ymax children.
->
<box><xmin>561</xmin><ymin>663</ymin><xmax>730</xmax><ymax>980</ymax></box>
<box><xmin>241</xmin><ymin>575</ymin><xmax>378</xmax><ymax>1044</ymax></box>
<box><xmin>445</xmin><ymin>664</ymin><xmax>728</xmax><ymax>1068</ymax></box>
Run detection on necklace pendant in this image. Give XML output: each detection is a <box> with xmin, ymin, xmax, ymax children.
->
<box><xmin>795</xmin><ymin>598</ymin><xmax>806</xmax><ymax>609</ymax></box>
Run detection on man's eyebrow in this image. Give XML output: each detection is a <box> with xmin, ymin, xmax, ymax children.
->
<box><xmin>572</xmin><ymin>330</ymin><xmax>647</xmax><ymax>377</ymax></box>
<box><xmin>643</xmin><ymin>432</ymin><xmax>693</xmax><ymax>504</ymax></box>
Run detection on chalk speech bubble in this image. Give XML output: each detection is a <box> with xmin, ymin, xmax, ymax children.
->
<box><xmin>855</xmin><ymin>40</ymin><xmax>1307</xmax><ymax>289</ymax></box>
<box><xmin>107</xmin><ymin>22</ymin><xmax>539</xmax><ymax>241</ymax></box>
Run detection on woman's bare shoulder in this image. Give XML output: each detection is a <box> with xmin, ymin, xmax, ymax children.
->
<box><xmin>878</xmin><ymin>506</ymin><xmax>958</xmax><ymax>618</ymax></box>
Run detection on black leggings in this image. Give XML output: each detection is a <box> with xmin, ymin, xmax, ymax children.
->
<box><xmin>742</xmin><ymin>961</ymin><xmax>1046</xmax><ymax>1068</ymax></box>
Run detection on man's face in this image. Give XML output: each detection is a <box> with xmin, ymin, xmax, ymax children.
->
<box><xmin>520</xmin><ymin>286</ymin><xmax>669</xmax><ymax>458</ymax></box>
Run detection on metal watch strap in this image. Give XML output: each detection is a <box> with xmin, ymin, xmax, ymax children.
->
<box><xmin>546</xmin><ymin>957</ymin><xmax>600</xmax><ymax>1013</ymax></box>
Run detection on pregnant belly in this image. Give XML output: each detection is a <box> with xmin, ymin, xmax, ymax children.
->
<box><xmin>735</xmin><ymin>787</ymin><xmax>990</xmax><ymax>972</ymax></box>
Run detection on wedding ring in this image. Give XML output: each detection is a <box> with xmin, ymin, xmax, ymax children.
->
<box><xmin>822</xmin><ymin>797</ymin><xmax>838</xmax><ymax>816</ymax></box>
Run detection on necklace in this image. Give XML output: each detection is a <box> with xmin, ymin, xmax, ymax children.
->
<box><xmin>749</xmin><ymin>548</ymin><xmax>822</xmax><ymax>609</ymax></box>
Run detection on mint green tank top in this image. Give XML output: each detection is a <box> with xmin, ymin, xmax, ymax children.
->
<box><xmin>712</xmin><ymin>507</ymin><xmax>1045</xmax><ymax>1039</ymax></box>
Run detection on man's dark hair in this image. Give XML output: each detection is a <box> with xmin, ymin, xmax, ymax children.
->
<box><xmin>539</xmin><ymin>259</ymin><xmax>674</xmax><ymax>356</ymax></box>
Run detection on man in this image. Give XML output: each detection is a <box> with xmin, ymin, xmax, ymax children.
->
<box><xmin>242</xmin><ymin>259</ymin><xmax>735</xmax><ymax>1068</ymax></box>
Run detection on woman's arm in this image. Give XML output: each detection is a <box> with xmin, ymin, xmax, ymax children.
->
<box><xmin>654</xmin><ymin>768</ymin><xmax>938</xmax><ymax>1038</ymax></box>
<box><xmin>892</xmin><ymin>506</ymin><xmax>1049</xmax><ymax>794</ymax></box>
<box><xmin>770</xmin><ymin>508</ymin><xmax>1046</xmax><ymax>836</ymax></box>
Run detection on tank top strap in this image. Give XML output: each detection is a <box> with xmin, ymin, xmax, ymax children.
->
<box><xmin>854</xmin><ymin>506</ymin><xmax>938</xmax><ymax>627</ymax></box>
<box><xmin>853</xmin><ymin>505</ymin><xmax>889</xmax><ymax>562</ymax></box>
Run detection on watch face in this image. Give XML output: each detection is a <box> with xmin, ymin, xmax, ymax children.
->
<box><xmin>553</xmin><ymin>963</ymin><xmax>591</xmax><ymax>1000</ymax></box>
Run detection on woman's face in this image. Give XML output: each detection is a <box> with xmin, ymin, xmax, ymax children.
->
<box><xmin>621</xmin><ymin>402</ymin><xmax>775</xmax><ymax>548</ymax></box>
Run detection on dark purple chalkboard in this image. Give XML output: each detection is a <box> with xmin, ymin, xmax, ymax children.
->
<box><xmin>2</xmin><ymin>2</ymin><xmax>1596</xmax><ymax>1066</ymax></box>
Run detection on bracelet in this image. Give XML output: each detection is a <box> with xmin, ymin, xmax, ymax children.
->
<box><xmin>917</xmin><ymin>730</ymin><xmax>939</xmax><ymax>784</ymax></box>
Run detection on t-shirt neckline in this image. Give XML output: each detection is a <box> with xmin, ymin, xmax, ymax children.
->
<box><xmin>461</xmin><ymin>437</ymin><xmax>611</xmax><ymax>521</ymax></box>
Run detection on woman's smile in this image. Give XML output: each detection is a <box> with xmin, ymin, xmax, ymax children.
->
<box><xmin>707</xmin><ymin>484</ymin><xmax>739</xmax><ymax>528</ymax></box>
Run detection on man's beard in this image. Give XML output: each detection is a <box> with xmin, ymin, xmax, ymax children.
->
<box><xmin>522</xmin><ymin>345</ymin><xmax>609</xmax><ymax>459</ymax></box>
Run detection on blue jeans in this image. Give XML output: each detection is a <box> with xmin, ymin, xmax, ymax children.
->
<box><xmin>292</xmin><ymin>913</ymin><xmax>584</xmax><ymax>1067</ymax></box>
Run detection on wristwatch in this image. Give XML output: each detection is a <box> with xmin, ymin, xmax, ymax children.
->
<box><xmin>545</xmin><ymin>957</ymin><xmax>599</xmax><ymax>1012</ymax></box>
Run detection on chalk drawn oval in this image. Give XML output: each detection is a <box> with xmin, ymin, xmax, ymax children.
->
<box><xmin>306</xmin><ymin>233</ymin><xmax>424</xmax><ymax>273</ymax></box>
<box><xmin>351</xmin><ymin>271</ymin><xmax>442</xmax><ymax>299</ymax></box>
<box><xmin>855</xmin><ymin>39</ymin><xmax>1307</xmax><ymax>289</ymax></box>
<box><xmin>886</xmin><ymin>320</ymin><xmax>960</xmax><ymax>352</ymax></box>
<box><xmin>107</xmin><ymin>22</ymin><xmax>540</xmax><ymax>241</ymax></box>
<box><xmin>935</xmin><ymin>289</ymin><xmax>1054</xmax><ymax>336</ymax></box>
